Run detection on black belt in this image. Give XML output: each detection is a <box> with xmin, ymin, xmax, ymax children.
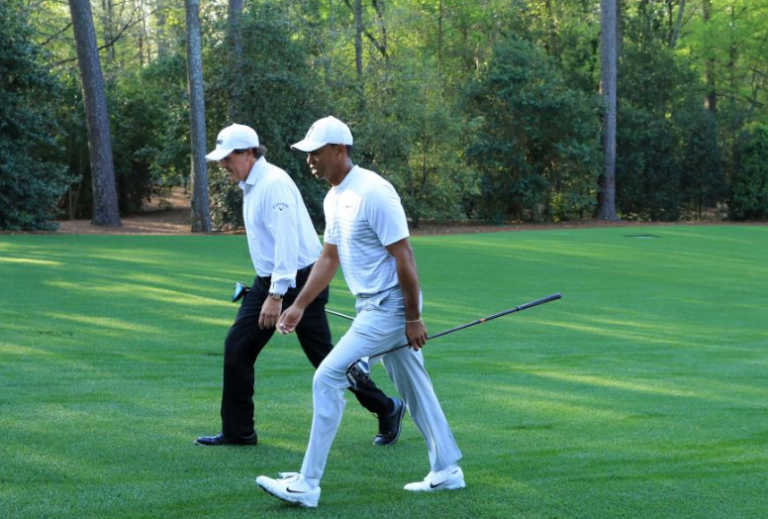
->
<box><xmin>258</xmin><ymin>263</ymin><xmax>314</xmax><ymax>282</ymax></box>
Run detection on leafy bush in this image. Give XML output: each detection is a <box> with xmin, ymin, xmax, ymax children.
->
<box><xmin>616</xmin><ymin>40</ymin><xmax>726</xmax><ymax>221</ymax></box>
<box><xmin>465</xmin><ymin>37</ymin><xmax>601</xmax><ymax>222</ymax></box>
<box><xmin>0</xmin><ymin>0</ymin><xmax>74</xmax><ymax>230</ymax></box>
<box><xmin>62</xmin><ymin>55</ymin><xmax>190</xmax><ymax>219</ymax></box>
<box><xmin>730</xmin><ymin>126</ymin><xmax>768</xmax><ymax>220</ymax></box>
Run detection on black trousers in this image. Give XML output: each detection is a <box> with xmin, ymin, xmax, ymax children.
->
<box><xmin>220</xmin><ymin>264</ymin><xmax>393</xmax><ymax>438</ymax></box>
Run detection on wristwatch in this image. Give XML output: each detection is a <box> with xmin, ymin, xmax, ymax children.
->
<box><xmin>268</xmin><ymin>292</ymin><xmax>284</xmax><ymax>301</ymax></box>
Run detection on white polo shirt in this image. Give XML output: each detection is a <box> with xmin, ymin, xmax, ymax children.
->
<box><xmin>240</xmin><ymin>157</ymin><xmax>322</xmax><ymax>295</ymax></box>
<box><xmin>323</xmin><ymin>166</ymin><xmax>410</xmax><ymax>296</ymax></box>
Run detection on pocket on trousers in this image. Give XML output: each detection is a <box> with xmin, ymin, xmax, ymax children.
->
<box><xmin>374</xmin><ymin>289</ymin><xmax>405</xmax><ymax>317</ymax></box>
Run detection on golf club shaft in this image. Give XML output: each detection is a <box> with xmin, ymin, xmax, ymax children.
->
<box><xmin>368</xmin><ymin>292</ymin><xmax>562</xmax><ymax>361</ymax></box>
<box><xmin>325</xmin><ymin>308</ymin><xmax>355</xmax><ymax>321</ymax></box>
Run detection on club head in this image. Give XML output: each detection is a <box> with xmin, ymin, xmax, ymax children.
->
<box><xmin>345</xmin><ymin>357</ymin><xmax>371</xmax><ymax>390</ymax></box>
<box><xmin>232</xmin><ymin>282</ymin><xmax>250</xmax><ymax>303</ymax></box>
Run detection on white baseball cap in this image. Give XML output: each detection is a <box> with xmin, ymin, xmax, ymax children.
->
<box><xmin>205</xmin><ymin>124</ymin><xmax>260</xmax><ymax>161</ymax></box>
<box><xmin>291</xmin><ymin>116</ymin><xmax>353</xmax><ymax>152</ymax></box>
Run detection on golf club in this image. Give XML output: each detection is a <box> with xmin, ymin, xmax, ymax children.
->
<box><xmin>345</xmin><ymin>292</ymin><xmax>562</xmax><ymax>390</ymax></box>
<box><xmin>325</xmin><ymin>309</ymin><xmax>355</xmax><ymax>321</ymax></box>
<box><xmin>232</xmin><ymin>282</ymin><xmax>250</xmax><ymax>302</ymax></box>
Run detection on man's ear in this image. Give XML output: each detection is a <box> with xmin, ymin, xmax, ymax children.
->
<box><xmin>335</xmin><ymin>143</ymin><xmax>349</xmax><ymax>159</ymax></box>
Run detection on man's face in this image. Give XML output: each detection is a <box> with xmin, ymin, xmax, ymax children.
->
<box><xmin>218</xmin><ymin>150</ymin><xmax>252</xmax><ymax>182</ymax></box>
<box><xmin>306</xmin><ymin>145</ymin><xmax>339</xmax><ymax>182</ymax></box>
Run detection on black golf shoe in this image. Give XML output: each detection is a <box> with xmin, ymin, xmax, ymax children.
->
<box><xmin>373</xmin><ymin>398</ymin><xmax>405</xmax><ymax>447</ymax></box>
<box><xmin>195</xmin><ymin>432</ymin><xmax>258</xmax><ymax>446</ymax></box>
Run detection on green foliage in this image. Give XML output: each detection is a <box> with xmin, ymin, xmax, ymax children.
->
<box><xmin>615</xmin><ymin>105</ymin><xmax>681</xmax><ymax>220</ymax></box>
<box><xmin>208</xmin><ymin>167</ymin><xmax>243</xmax><ymax>229</ymax></box>
<box><xmin>113</xmin><ymin>54</ymin><xmax>191</xmax><ymax>213</ymax></box>
<box><xmin>338</xmin><ymin>61</ymin><xmax>474</xmax><ymax>227</ymax></box>
<box><xmin>729</xmin><ymin>126</ymin><xmax>768</xmax><ymax>220</ymax></box>
<box><xmin>203</xmin><ymin>2</ymin><xmax>330</xmax><ymax>229</ymax></box>
<box><xmin>14</xmin><ymin>0</ymin><xmax>768</xmax><ymax>225</ymax></box>
<box><xmin>678</xmin><ymin>110</ymin><xmax>726</xmax><ymax>219</ymax></box>
<box><xmin>616</xmin><ymin>39</ymin><xmax>725</xmax><ymax>221</ymax></box>
<box><xmin>465</xmin><ymin>37</ymin><xmax>601</xmax><ymax>222</ymax></box>
<box><xmin>0</xmin><ymin>0</ymin><xmax>74</xmax><ymax>230</ymax></box>
<box><xmin>60</xmin><ymin>55</ymin><xmax>190</xmax><ymax>219</ymax></box>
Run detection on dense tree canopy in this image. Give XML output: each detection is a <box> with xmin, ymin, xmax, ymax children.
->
<box><xmin>1</xmin><ymin>0</ymin><xmax>767</xmax><ymax>230</ymax></box>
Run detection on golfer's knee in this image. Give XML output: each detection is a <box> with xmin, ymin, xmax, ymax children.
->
<box><xmin>313</xmin><ymin>363</ymin><xmax>345</xmax><ymax>391</ymax></box>
<box><xmin>223</xmin><ymin>331</ymin><xmax>246</xmax><ymax>364</ymax></box>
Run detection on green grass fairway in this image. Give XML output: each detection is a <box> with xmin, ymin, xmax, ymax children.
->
<box><xmin>1</xmin><ymin>225</ymin><xmax>767</xmax><ymax>519</ymax></box>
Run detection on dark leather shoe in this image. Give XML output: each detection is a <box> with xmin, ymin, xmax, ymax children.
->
<box><xmin>195</xmin><ymin>432</ymin><xmax>258</xmax><ymax>446</ymax></box>
<box><xmin>373</xmin><ymin>398</ymin><xmax>405</xmax><ymax>446</ymax></box>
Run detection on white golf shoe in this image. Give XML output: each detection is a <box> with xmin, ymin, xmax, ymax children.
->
<box><xmin>256</xmin><ymin>472</ymin><xmax>321</xmax><ymax>508</ymax></box>
<box><xmin>404</xmin><ymin>465</ymin><xmax>466</xmax><ymax>492</ymax></box>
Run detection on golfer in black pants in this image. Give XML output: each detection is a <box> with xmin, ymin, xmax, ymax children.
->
<box><xmin>196</xmin><ymin>123</ymin><xmax>404</xmax><ymax>447</ymax></box>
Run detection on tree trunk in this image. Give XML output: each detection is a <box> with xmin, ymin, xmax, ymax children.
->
<box><xmin>669</xmin><ymin>0</ymin><xmax>685</xmax><ymax>48</ymax></box>
<box><xmin>703</xmin><ymin>0</ymin><xmax>717</xmax><ymax>112</ymax></box>
<box><xmin>326</xmin><ymin>0</ymin><xmax>335</xmax><ymax>84</ymax></box>
<box><xmin>437</xmin><ymin>0</ymin><xmax>443</xmax><ymax>76</ymax></box>
<box><xmin>227</xmin><ymin>0</ymin><xmax>244</xmax><ymax>120</ymax></box>
<box><xmin>598</xmin><ymin>0</ymin><xmax>619</xmax><ymax>220</ymax></box>
<box><xmin>99</xmin><ymin>0</ymin><xmax>116</xmax><ymax>75</ymax></box>
<box><xmin>354</xmin><ymin>0</ymin><xmax>363</xmax><ymax>80</ymax></box>
<box><xmin>184</xmin><ymin>0</ymin><xmax>212</xmax><ymax>232</ymax></box>
<box><xmin>68</xmin><ymin>0</ymin><xmax>121</xmax><ymax>227</ymax></box>
<box><xmin>156</xmin><ymin>0</ymin><xmax>168</xmax><ymax>60</ymax></box>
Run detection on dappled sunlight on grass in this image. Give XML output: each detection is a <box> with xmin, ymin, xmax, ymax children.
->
<box><xmin>530</xmin><ymin>318</ymin><xmax>703</xmax><ymax>348</ymax></box>
<box><xmin>469</xmin><ymin>384</ymin><xmax>630</xmax><ymax>421</ymax></box>
<box><xmin>0</xmin><ymin>342</ymin><xmax>55</xmax><ymax>357</ymax></box>
<box><xmin>44</xmin><ymin>312</ymin><xmax>164</xmax><ymax>334</ymax></box>
<box><xmin>528</xmin><ymin>370</ymin><xmax>698</xmax><ymax>398</ymax></box>
<box><xmin>177</xmin><ymin>315</ymin><xmax>234</xmax><ymax>328</ymax></box>
<box><xmin>0</xmin><ymin>256</ymin><xmax>62</xmax><ymax>266</ymax></box>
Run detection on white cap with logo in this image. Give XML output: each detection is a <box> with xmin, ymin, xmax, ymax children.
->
<box><xmin>291</xmin><ymin>116</ymin><xmax>353</xmax><ymax>152</ymax></box>
<box><xmin>205</xmin><ymin>124</ymin><xmax>260</xmax><ymax>161</ymax></box>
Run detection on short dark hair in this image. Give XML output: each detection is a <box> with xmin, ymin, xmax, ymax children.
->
<box><xmin>344</xmin><ymin>145</ymin><xmax>353</xmax><ymax>157</ymax></box>
<box><xmin>233</xmin><ymin>145</ymin><xmax>267</xmax><ymax>159</ymax></box>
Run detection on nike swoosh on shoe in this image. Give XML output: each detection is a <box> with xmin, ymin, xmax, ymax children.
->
<box><xmin>429</xmin><ymin>470</ymin><xmax>460</xmax><ymax>489</ymax></box>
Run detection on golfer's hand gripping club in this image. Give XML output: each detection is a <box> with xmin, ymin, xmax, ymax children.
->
<box><xmin>345</xmin><ymin>292</ymin><xmax>563</xmax><ymax>390</ymax></box>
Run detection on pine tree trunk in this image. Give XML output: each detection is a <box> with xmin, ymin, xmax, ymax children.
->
<box><xmin>598</xmin><ymin>0</ymin><xmax>619</xmax><ymax>221</ymax></box>
<box><xmin>227</xmin><ymin>0</ymin><xmax>244</xmax><ymax>121</ymax></box>
<box><xmin>185</xmin><ymin>0</ymin><xmax>212</xmax><ymax>232</ymax></box>
<box><xmin>703</xmin><ymin>0</ymin><xmax>717</xmax><ymax>112</ymax></box>
<box><xmin>68</xmin><ymin>0</ymin><xmax>121</xmax><ymax>227</ymax></box>
<box><xmin>354</xmin><ymin>0</ymin><xmax>363</xmax><ymax>80</ymax></box>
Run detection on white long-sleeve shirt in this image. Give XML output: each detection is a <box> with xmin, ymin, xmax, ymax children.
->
<box><xmin>240</xmin><ymin>157</ymin><xmax>322</xmax><ymax>295</ymax></box>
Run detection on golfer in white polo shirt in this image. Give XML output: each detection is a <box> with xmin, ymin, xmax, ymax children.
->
<box><xmin>256</xmin><ymin>116</ymin><xmax>464</xmax><ymax>507</ymax></box>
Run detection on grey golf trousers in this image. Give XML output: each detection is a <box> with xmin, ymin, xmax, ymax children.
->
<box><xmin>300</xmin><ymin>287</ymin><xmax>462</xmax><ymax>487</ymax></box>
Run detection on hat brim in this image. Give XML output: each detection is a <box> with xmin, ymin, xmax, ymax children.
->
<box><xmin>205</xmin><ymin>148</ymin><xmax>233</xmax><ymax>161</ymax></box>
<box><xmin>291</xmin><ymin>139</ymin><xmax>327</xmax><ymax>153</ymax></box>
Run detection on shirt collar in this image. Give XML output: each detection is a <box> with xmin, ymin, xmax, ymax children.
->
<box><xmin>336</xmin><ymin>165</ymin><xmax>359</xmax><ymax>190</ymax></box>
<box><xmin>239</xmin><ymin>156</ymin><xmax>268</xmax><ymax>191</ymax></box>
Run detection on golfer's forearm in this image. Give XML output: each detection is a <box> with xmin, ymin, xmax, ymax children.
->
<box><xmin>389</xmin><ymin>240</ymin><xmax>422</xmax><ymax>320</ymax></box>
<box><xmin>294</xmin><ymin>273</ymin><xmax>331</xmax><ymax>309</ymax></box>
<box><xmin>397</xmin><ymin>263</ymin><xmax>421</xmax><ymax>320</ymax></box>
<box><xmin>294</xmin><ymin>247</ymin><xmax>338</xmax><ymax>309</ymax></box>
